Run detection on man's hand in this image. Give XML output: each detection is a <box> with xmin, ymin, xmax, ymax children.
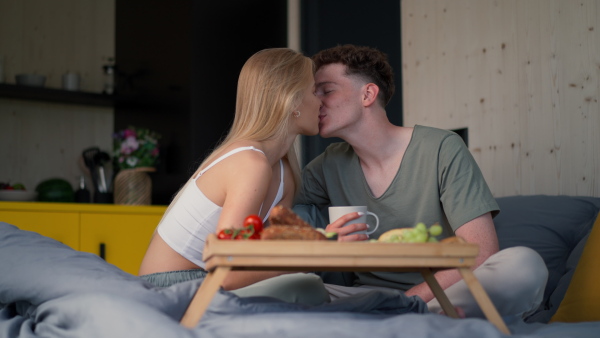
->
<box><xmin>405</xmin><ymin>212</ymin><xmax>498</xmax><ymax>303</ymax></box>
<box><xmin>325</xmin><ymin>212</ymin><xmax>369</xmax><ymax>242</ymax></box>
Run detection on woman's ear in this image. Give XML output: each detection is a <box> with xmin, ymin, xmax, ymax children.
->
<box><xmin>362</xmin><ymin>83</ymin><xmax>380</xmax><ymax>107</ymax></box>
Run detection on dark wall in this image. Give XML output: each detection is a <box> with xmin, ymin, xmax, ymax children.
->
<box><xmin>115</xmin><ymin>0</ymin><xmax>194</xmax><ymax>205</ymax></box>
<box><xmin>116</xmin><ymin>0</ymin><xmax>287</xmax><ymax>205</ymax></box>
<box><xmin>300</xmin><ymin>0</ymin><xmax>402</xmax><ymax>166</ymax></box>
<box><xmin>190</xmin><ymin>1</ymin><xmax>288</xmax><ymax>165</ymax></box>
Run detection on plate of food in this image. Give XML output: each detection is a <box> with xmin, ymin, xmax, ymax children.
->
<box><xmin>0</xmin><ymin>183</ymin><xmax>38</xmax><ymax>201</ymax></box>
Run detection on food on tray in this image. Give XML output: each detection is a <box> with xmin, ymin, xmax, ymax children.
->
<box><xmin>261</xmin><ymin>225</ymin><xmax>327</xmax><ymax>240</ymax></box>
<box><xmin>217</xmin><ymin>214</ymin><xmax>263</xmax><ymax>240</ymax></box>
<box><xmin>215</xmin><ymin>207</ymin><xmax>329</xmax><ymax>241</ymax></box>
<box><xmin>269</xmin><ymin>205</ymin><xmax>313</xmax><ymax>227</ymax></box>
<box><xmin>261</xmin><ymin>205</ymin><xmax>327</xmax><ymax>240</ymax></box>
<box><xmin>243</xmin><ymin>214</ymin><xmax>264</xmax><ymax>235</ymax></box>
<box><xmin>378</xmin><ymin>222</ymin><xmax>443</xmax><ymax>243</ymax></box>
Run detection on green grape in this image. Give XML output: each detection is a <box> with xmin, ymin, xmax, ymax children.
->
<box><xmin>415</xmin><ymin>222</ymin><xmax>427</xmax><ymax>233</ymax></box>
<box><xmin>429</xmin><ymin>224</ymin><xmax>443</xmax><ymax>237</ymax></box>
<box><xmin>414</xmin><ymin>232</ymin><xmax>428</xmax><ymax>243</ymax></box>
<box><xmin>378</xmin><ymin>222</ymin><xmax>444</xmax><ymax>244</ymax></box>
<box><xmin>403</xmin><ymin>230</ymin><xmax>417</xmax><ymax>242</ymax></box>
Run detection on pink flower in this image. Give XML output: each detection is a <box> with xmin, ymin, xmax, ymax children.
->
<box><xmin>120</xmin><ymin>136</ymin><xmax>139</xmax><ymax>155</ymax></box>
<box><xmin>114</xmin><ymin>126</ymin><xmax>161</xmax><ymax>169</ymax></box>
<box><xmin>123</xmin><ymin>129</ymin><xmax>137</xmax><ymax>138</ymax></box>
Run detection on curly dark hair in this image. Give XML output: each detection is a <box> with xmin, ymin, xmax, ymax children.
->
<box><xmin>312</xmin><ymin>44</ymin><xmax>395</xmax><ymax>106</ymax></box>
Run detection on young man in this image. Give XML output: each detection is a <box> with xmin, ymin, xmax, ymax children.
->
<box><xmin>294</xmin><ymin>45</ymin><xmax>548</xmax><ymax>319</ymax></box>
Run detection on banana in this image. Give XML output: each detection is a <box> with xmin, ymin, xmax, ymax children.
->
<box><xmin>378</xmin><ymin>228</ymin><xmax>412</xmax><ymax>243</ymax></box>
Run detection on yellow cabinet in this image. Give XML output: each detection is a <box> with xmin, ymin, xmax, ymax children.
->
<box><xmin>0</xmin><ymin>209</ymin><xmax>80</xmax><ymax>249</ymax></box>
<box><xmin>80</xmin><ymin>212</ymin><xmax>161</xmax><ymax>275</ymax></box>
<box><xmin>0</xmin><ymin>201</ymin><xmax>166</xmax><ymax>275</ymax></box>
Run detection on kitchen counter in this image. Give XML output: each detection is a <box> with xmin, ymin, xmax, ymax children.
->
<box><xmin>0</xmin><ymin>201</ymin><xmax>167</xmax><ymax>275</ymax></box>
<box><xmin>0</xmin><ymin>201</ymin><xmax>167</xmax><ymax>213</ymax></box>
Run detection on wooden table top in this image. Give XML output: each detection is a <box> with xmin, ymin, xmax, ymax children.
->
<box><xmin>202</xmin><ymin>234</ymin><xmax>479</xmax><ymax>272</ymax></box>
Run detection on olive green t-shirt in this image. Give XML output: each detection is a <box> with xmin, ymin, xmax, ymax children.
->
<box><xmin>295</xmin><ymin>125</ymin><xmax>499</xmax><ymax>290</ymax></box>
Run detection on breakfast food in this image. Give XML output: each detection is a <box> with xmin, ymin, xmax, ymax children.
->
<box><xmin>378</xmin><ymin>223</ymin><xmax>444</xmax><ymax>243</ymax></box>
<box><xmin>217</xmin><ymin>214</ymin><xmax>263</xmax><ymax>240</ymax></box>
<box><xmin>261</xmin><ymin>225</ymin><xmax>327</xmax><ymax>240</ymax></box>
<box><xmin>378</xmin><ymin>228</ymin><xmax>412</xmax><ymax>243</ymax></box>
<box><xmin>261</xmin><ymin>205</ymin><xmax>327</xmax><ymax>240</ymax></box>
<box><xmin>268</xmin><ymin>205</ymin><xmax>313</xmax><ymax>228</ymax></box>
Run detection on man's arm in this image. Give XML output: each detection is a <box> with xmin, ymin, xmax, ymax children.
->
<box><xmin>404</xmin><ymin>212</ymin><xmax>499</xmax><ymax>303</ymax></box>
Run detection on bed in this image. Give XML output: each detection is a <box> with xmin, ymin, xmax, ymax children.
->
<box><xmin>1</xmin><ymin>194</ymin><xmax>599</xmax><ymax>337</ymax></box>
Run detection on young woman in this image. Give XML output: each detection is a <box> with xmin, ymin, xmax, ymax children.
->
<box><xmin>138</xmin><ymin>48</ymin><xmax>328</xmax><ymax>305</ymax></box>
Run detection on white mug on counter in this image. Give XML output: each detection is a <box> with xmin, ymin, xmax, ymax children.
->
<box><xmin>62</xmin><ymin>72</ymin><xmax>80</xmax><ymax>91</ymax></box>
<box><xmin>328</xmin><ymin>206</ymin><xmax>379</xmax><ymax>235</ymax></box>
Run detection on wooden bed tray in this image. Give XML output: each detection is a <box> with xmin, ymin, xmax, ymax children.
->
<box><xmin>180</xmin><ymin>234</ymin><xmax>510</xmax><ymax>334</ymax></box>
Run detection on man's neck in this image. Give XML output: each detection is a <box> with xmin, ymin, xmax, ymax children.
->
<box><xmin>350</xmin><ymin>121</ymin><xmax>413</xmax><ymax>198</ymax></box>
<box><xmin>346</xmin><ymin>118</ymin><xmax>409</xmax><ymax>165</ymax></box>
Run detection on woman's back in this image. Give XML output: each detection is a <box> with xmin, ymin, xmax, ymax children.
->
<box><xmin>138</xmin><ymin>48</ymin><xmax>320</xmax><ymax>293</ymax></box>
<box><xmin>138</xmin><ymin>144</ymin><xmax>288</xmax><ymax>274</ymax></box>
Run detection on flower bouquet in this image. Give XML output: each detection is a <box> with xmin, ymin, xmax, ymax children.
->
<box><xmin>112</xmin><ymin>126</ymin><xmax>161</xmax><ymax>205</ymax></box>
<box><xmin>113</xmin><ymin>126</ymin><xmax>161</xmax><ymax>169</ymax></box>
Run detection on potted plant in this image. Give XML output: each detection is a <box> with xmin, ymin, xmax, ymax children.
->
<box><xmin>112</xmin><ymin>126</ymin><xmax>161</xmax><ymax>205</ymax></box>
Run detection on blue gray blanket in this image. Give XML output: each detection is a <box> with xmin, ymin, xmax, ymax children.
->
<box><xmin>0</xmin><ymin>222</ymin><xmax>598</xmax><ymax>337</ymax></box>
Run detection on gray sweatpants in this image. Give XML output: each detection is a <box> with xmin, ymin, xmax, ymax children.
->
<box><xmin>141</xmin><ymin>270</ymin><xmax>331</xmax><ymax>307</ymax></box>
<box><xmin>141</xmin><ymin>246</ymin><xmax>547</xmax><ymax>318</ymax></box>
<box><xmin>323</xmin><ymin>246</ymin><xmax>548</xmax><ymax>319</ymax></box>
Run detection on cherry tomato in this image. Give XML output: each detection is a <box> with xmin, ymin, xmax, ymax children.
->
<box><xmin>244</xmin><ymin>214</ymin><xmax>263</xmax><ymax>234</ymax></box>
<box><xmin>217</xmin><ymin>229</ymin><xmax>233</xmax><ymax>240</ymax></box>
<box><xmin>215</xmin><ymin>215</ymin><xmax>263</xmax><ymax>240</ymax></box>
<box><xmin>234</xmin><ymin>229</ymin><xmax>250</xmax><ymax>240</ymax></box>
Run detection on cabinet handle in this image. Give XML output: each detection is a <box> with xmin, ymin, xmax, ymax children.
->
<box><xmin>99</xmin><ymin>243</ymin><xmax>106</xmax><ymax>260</ymax></box>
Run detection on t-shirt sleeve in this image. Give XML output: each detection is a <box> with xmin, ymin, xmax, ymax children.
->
<box><xmin>294</xmin><ymin>153</ymin><xmax>331</xmax><ymax>208</ymax></box>
<box><xmin>438</xmin><ymin>134</ymin><xmax>500</xmax><ymax>231</ymax></box>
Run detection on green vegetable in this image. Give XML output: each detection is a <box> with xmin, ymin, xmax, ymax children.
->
<box><xmin>36</xmin><ymin>178</ymin><xmax>75</xmax><ymax>202</ymax></box>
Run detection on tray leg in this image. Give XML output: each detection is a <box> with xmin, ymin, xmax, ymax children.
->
<box><xmin>420</xmin><ymin>268</ymin><xmax>459</xmax><ymax>318</ymax></box>
<box><xmin>458</xmin><ymin>267</ymin><xmax>510</xmax><ymax>334</ymax></box>
<box><xmin>180</xmin><ymin>266</ymin><xmax>231</xmax><ymax>328</ymax></box>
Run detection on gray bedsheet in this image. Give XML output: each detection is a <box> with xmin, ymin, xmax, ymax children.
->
<box><xmin>1</xmin><ymin>222</ymin><xmax>598</xmax><ymax>338</ymax></box>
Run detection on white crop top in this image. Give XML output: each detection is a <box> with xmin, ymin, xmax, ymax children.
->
<box><xmin>157</xmin><ymin>146</ymin><xmax>284</xmax><ymax>268</ymax></box>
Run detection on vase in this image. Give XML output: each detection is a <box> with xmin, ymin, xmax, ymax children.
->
<box><xmin>113</xmin><ymin>167</ymin><xmax>155</xmax><ymax>205</ymax></box>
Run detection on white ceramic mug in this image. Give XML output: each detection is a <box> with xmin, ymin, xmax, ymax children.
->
<box><xmin>328</xmin><ymin>206</ymin><xmax>379</xmax><ymax>235</ymax></box>
<box><xmin>62</xmin><ymin>72</ymin><xmax>80</xmax><ymax>91</ymax></box>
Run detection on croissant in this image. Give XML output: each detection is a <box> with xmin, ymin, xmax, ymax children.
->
<box><xmin>262</xmin><ymin>206</ymin><xmax>326</xmax><ymax>240</ymax></box>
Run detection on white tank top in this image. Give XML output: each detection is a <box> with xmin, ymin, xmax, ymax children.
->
<box><xmin>157</xmin><ymin>146</ymin><xmax>284</xmax><ymax>268</ymax></box>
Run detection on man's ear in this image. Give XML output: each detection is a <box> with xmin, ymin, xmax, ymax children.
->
<box><xmin>362</xmin><ymin>83</ymin><xmax>380</xmax><ymax>107</ymax></box>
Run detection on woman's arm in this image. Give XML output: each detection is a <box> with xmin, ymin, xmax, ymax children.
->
<box><xmin>205</xmin><ymin>151</ymin><xmax>291</xmax><ymax>290</ymax></box>
<box><xmin>208</xmin><ymin>151</ymin><xmax>271</xmax><ymax>232</ymax></box>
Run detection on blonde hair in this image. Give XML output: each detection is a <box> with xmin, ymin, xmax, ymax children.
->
<box><xmin>198</xmin><ymin>48</ymin><xmax>313</xmax><ymax>192</ymax></box>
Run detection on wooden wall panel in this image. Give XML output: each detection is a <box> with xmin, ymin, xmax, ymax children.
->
<box><xmin>402</xmin><ymin>0</ymin><xmax>599</xmax><ymax>197</ymax></box>
<box><xmin>0</xmin><ymin>0</ymin><xmax>114</xmax><ymax>92</ymax></box>
<box><xmin>0</xmin><ymin>99</ymin><xmax>113</xmax><ymax>190</ymax></box>
<box><xmin>0</xmin><ymin>0</ymin><xmax>114</xmax><ymax>191</ymax></box>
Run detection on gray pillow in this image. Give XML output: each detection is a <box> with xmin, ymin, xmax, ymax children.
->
<box><xmin>493</xmin><ymin>195</ymin><xmax>600</xmax><ymax>322</ymax></box>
